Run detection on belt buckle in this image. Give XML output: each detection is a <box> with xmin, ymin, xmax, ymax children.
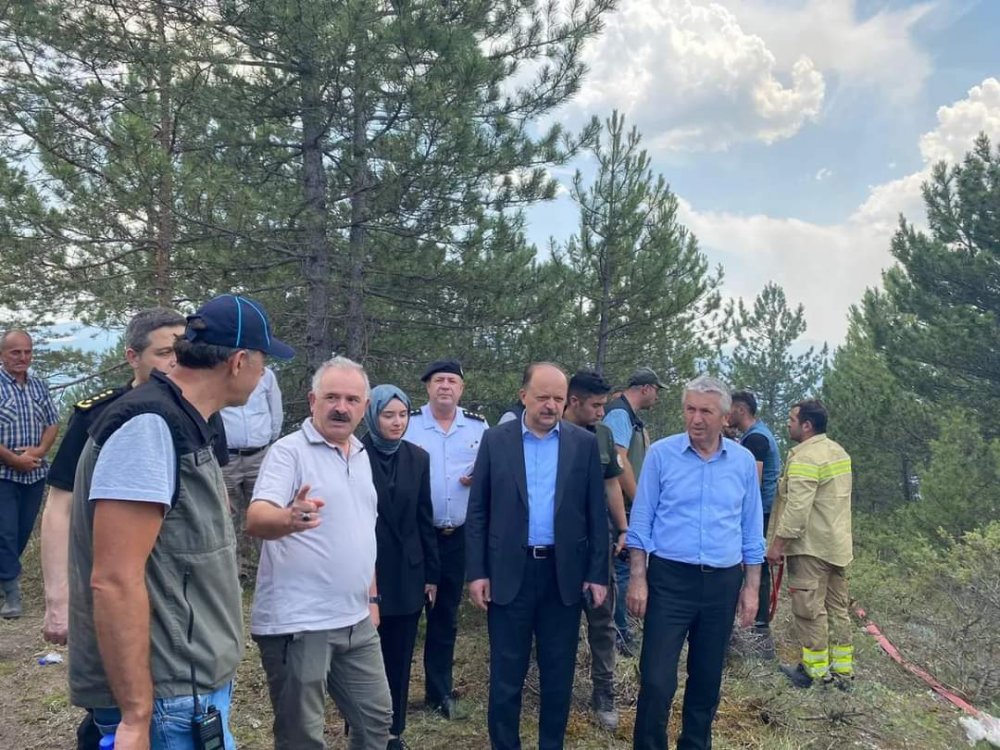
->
<box><xmin>700</xmin><ymin>564</ymin><xmax>716</xmax><ymax>573</ymax></box>
<box><xmin>439</xmin><ymin>526</ymin><xmax>455</xmax><ymax>536</ymax></box>
<box><xmin>531</xmin><ymin>546</ymin><xmax>547</xmax><ymax>560</ymax></box>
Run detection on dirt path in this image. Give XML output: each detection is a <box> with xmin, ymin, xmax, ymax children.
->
<box><xmin>0</xmin><ymin>597</ymin><xmax>79</xmax><ymax>749</ymax></box>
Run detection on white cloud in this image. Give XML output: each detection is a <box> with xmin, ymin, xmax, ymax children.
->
<box><xmin>715</xmin><ymin>0</ymin><xmax>934</xmax><ymax>101</ymax></box>
<box><xmin>681</xmin><ymin>77</ymin><xmax>1000</xmax><ymax>345</ymax></box>
<box><xmin>919</xmin><ymin>77</ymin><xmax>1000</xmax><ymax>163</ymax></box>
<box><xmin>574</xmin><ymin>0</ymin><xmax>825</xmax><ymax>151</ymax></box>
<box><xmin>815</xmin><ymin>167</ymin><xmax>833</xmax><ymax>181</ymax></box>
<box><xmin>571</xmin><ymin>0</ymin><xmax>939</xmax><ymax>152</ymax></box>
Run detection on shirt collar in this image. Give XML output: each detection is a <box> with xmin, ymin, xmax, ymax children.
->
<box><xmin>520</xmin><ymin>411</ymin><xmax>561</xmax><ymax>438</ymax></box>
<box><xmin>0</xmin><ymin>367</ymin><xmax>27</xmax><ymax>387</ymax></box>
<box><xmin>421</xmin><ymin>403</ymin><xmax>465</xmax><ymax>430</ymax></box>
<box><xmin>680</xmin><ymin>431</ymin><xmax>726</xmax><ymax>459</ymax></box>
<box><xmin>792</xmin><ymin>433</ymin><xmax>828</xmax><ymax>452</ymax></box>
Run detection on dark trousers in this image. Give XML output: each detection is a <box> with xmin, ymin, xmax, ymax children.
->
<box><xmin>633</xmin><ymin>556</ymin><xmax>743</xmax><ymax>750</ymax></box>
<box><xmin>756</xmin><ymin>513</ymin><xmax>771</xmax><ymax>627</ymax></box>
<box><xmin>584</xmin><ymin>541</ymin><xmax>617</xmax><ymax>697</ymax></box>
<box><xmin>487</xmin><ymin>557</ymin><xmax>582</xmax><ymax>750</ymax></box>
<box><xmin>379</xmin><ymin>611</ymin><xmax>421</xmax><ymax>736</ymax></box>
<box><xmin>424</xmin><ymin>525</ymin><xmax>465</xmax><ymax>705</ymax></box>
<box><xmin>0</xmin><ymin>478</ymin><xmax>45</xmax><ymax>581</ymax></box>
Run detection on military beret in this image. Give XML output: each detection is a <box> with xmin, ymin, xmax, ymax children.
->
<box><xmin>421</xmin><ymin>359</ymin><xmax>464</xmax><ymax>382</ymax></box>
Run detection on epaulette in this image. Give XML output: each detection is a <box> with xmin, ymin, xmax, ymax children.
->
<box><xmin>409</xmin><ymin>408</ymin><xmax>422</xmax><ymax>417</ymax></box>
<box><xmin>74</xmin><ymin>388</ymin><xmax>119</xmax><ymax>412</ymax></box>
<box><xmin>462</xmin><ymin>409</ymin><xmax>486</xmax><ymax>423</ymax></box>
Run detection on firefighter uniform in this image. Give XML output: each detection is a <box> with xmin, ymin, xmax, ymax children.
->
<box><xmin>770</xmin><ymin>434</ymin><xmax>853</xmax><ymax>681</ymax></box>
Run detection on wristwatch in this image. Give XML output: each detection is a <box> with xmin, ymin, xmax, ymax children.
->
<box><xmin>369</xmin><ymin>595</ymin><xmax>382</xmax><ymax>605</ymax></box>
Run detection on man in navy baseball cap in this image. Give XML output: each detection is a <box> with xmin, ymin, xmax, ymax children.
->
<box><xmin>184</xmin><ymin>294</ymin><xmax>295</xmax><ymax>359</ymax></box>
<box><xmin>66</xmin><ymin>293</ymin><xmax>295</xmax><ymax>750</ymax></box>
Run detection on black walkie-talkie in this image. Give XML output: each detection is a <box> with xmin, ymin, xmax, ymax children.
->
<box><xmin>192</xmin><ymin>705</ymin><xmax>224</xmax><ymax>750</ymax></box>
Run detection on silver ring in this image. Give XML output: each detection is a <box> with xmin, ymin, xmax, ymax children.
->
<box><xmin>301</xmin><ymin>512</ymin><xmax>312</xmax><ymax>522</ymax></box>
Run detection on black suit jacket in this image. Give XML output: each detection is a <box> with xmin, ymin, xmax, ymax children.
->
<box><xmin>363</xmin><ymin>435</ymin><xmax>441</xmax><ymax>617</ymax></box>
<box><xmin>465</xmin><ymin>419</ymin><xmax>608</xmax><ymax>607</ymax></box>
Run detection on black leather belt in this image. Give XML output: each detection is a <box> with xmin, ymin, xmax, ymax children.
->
<box><xmin>526</xmin><ymin>545</ymin><xmax>555</xmax><ymax>559</ymax></box>
<box><xmin>228</xmin><ymin>446</ymin><xmax>266</xmax><ymax>457</ymax></box>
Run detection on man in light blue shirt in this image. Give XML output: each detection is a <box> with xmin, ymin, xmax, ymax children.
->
<box><xmin>522</xmin><ymin>415</ymin><xmax>559</xmax><ymax>545</ymax></box>
<box><xmin>626</xmin><ymin>374</ymin><xmax>764</xmax><ymax>750</ymax></box>
<box><xmin>220</xmin><ymin>365</ymin><xmax>283</xmax><ymax>574</ymax></box>
<box><xmin>403</xmin><ymin>358</ymin><xmax>488</xmax><ymax>717</ymax></box>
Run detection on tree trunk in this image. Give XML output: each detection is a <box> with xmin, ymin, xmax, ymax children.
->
<box><xmin>153</xmin><ymin>7</ymin><xmax>174</xmax><ymax>306</ymax></box>
<box><xmin>300</xmin><ymin>63</ymin><xmax>332</xmax><ymax>372</ymax></box>
<box><xmin>345</xmin><ymin>86</ymin><xmax>368</xmax><ymax>363</ymax></box>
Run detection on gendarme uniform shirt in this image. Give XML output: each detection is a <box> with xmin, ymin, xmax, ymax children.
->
<box><xmin>0</xmin><ymin>367</ymin><xmax>59</xmax><ymax>484</ymax></box>
<box><xmin>403</xmin><ymin>404</ymin><xmax>488</xmax><ymax>528</ymax></box>
<box><xmin>770</xmin><ymin>433</ymin><xmax>853</xmax><ymax>567</ymax></box>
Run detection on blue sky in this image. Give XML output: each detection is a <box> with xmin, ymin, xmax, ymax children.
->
<box><xmin>524</xmin><ymin>0</ymin><xmax>1000</xmax><ymax>347</ymax></box>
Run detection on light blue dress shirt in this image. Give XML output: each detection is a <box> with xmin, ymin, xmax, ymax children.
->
<box><xmin>626</xmin><ymin>432</ymin><xmax>765</xmax><ymax>567</ymax></box>
<box><xmin>403</xmin><ymin>404</ymin><xmax>488</xmax><ymax>528</ymax></box>
<box><xmin>221</xmin><ymin>367</ymin><xmax>283</xmax><ymax>449</ymax></box>
<box><xmin>522</xmin><ymin>415</ymin><xmax>560</xmax><ymax>546</ymax></box>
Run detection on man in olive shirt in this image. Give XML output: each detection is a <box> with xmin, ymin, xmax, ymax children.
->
<box><xmin>564</xmin><ymin>369</ymin><xmax>628</xmax><ymax>731</ymax></box>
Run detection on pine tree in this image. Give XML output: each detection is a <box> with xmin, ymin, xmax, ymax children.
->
<box><xmin>559</xmin><ymin>111</ymin><xmax>721</xmax><ymax>388</ymax></box>
<box><xmin>876</xmin><ymin>134</ymin><xmax>1000</xmax><ymax>424</ymax></box>
<box><xmin>720</xmin><ymin>282</ymin><xmax>827</xmax><ymax>437</ymax></box>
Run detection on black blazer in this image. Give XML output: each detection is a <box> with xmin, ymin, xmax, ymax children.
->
<box><xmin>363</xmin><ymin>435</ymin><xmax>441</xmax><ymax>617</ymax></box>
<box><xmin>465</xmin><ymin>419</ymin><xmax>608</xmax><ymax>607</ymax></box>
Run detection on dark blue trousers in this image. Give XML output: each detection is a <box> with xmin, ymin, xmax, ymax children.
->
<box><xmin>487</xmin><ymin>557</ymin><xmax>582</xmax><ymax>750</ymax></box>
<box><xmin>424</xmin><ymin>525</ymin><xmax>465</xmax><ymax>706</ymax></box>
<box><xmin>633</xmin><ymin>556</ymin><xmax>743</xmax><ymax>750</ymax></box>
<box><xmin>0</xmin><ymin>478</ymin><xmax>45</xmax><ymax>581</ymax></box>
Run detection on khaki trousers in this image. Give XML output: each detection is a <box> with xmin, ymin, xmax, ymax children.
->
<box><xmin>254</xmin><ymin>617</ymin><xmax>392</xmax><ymax>750</ymax></box>
<box><xmin>787</xmin><ymin>554</ymin><xmax>851</xmax><ymax>653</ymax></box>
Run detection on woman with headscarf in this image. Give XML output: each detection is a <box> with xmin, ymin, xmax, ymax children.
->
<box><xmin>363</xmin><ymin>385</ymin><xmax>440</xmax><ymax>750</ymax></box>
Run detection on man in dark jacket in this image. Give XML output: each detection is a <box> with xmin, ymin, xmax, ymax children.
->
<box><xmin>466</xmin><ymin>362</ymin><xmax>608</xmax><ymax>750</ymax></box>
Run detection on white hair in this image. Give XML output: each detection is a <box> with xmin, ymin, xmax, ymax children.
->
<box><xmin>311</xmin><ymin>355</ymin><xmax>371</xmax><ymax>398</ymax></box>
<box><xmin>682</xmin><ymin>374</ymin><xmax>732</xmax><ymax>413</ymax></box>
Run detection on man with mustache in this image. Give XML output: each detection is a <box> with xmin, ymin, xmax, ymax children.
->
<box><xmin>466</xmin><ymin>362</ymin><xmax>608</xmax><ymax>750</ymax></box>
<box><xmin>402</xmin><ymin>359</ymin><xmax>488</xmax><ymax>719</ymax></box>
<box><xmin>247</xmin><ymin>356</ymin><xmax>392</xmax><ymax>750</ymax></box>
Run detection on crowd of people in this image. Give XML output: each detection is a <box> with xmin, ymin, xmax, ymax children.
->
<box><xmin>0</xmin><ymin>294</ymin><xmax>854</xmax><ymax>750</ymax></box>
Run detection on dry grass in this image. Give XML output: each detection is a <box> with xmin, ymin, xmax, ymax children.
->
<box><xmin>0</xmin><ymin>534</ymin><xmax>988</xmax><ymax>749</ymax></box>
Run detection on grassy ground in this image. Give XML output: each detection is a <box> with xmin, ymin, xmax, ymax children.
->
<box><xmin>0</xmin><ymin>535</ymin><xmax>988</xmax><ymax>749</ymax></box>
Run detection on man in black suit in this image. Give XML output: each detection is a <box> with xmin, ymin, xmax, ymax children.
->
<box><xmin>467</xmin><ymin>362</ymin><xmax>608</xmax><ymax>750</ymax></box>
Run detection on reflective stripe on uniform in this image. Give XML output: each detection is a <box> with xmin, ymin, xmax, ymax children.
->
<box><xmin>802</xmin><ymin>647</ymin><xmax>830</xmax><ymax>679</ymax></box>
<box><xmin>831</xmin><ymin>643</ymin><xmax>854</xmax><ymax>675</ymax></box>
<box><xmin>818</xmin><ymin>459</ymin><xmax>853</xmax><ymax>482</ymax></box>
<box><xmin>786</xmin><ymin>462</ymin><xmax>820</xmax><ymax>479</ymax></box>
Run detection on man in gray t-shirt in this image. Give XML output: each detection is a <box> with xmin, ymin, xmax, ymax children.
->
<box><xmin>247</xmin><ymin>356</ymin><xmax>392</xmax><ymax>750</ymax></box>
<box><xmin>67</xmin><ymin>294</ymin><xmax>294</xmax><ymax>750</ymax></box>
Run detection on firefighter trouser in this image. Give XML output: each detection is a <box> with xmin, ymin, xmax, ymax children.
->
<box><xmin>787</xmin><ymin>554</ymin><xmax>853</xmax><ymax>679</ymax></box>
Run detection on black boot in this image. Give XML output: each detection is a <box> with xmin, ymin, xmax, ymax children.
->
<box><xmin>0</xmin><ymin>576</ymin><xmax>22</xmax><ymax>619</ymax></box>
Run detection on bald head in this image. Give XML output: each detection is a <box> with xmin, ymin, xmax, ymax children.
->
<box><xmin>0</xmin><ymin>330</ymin><xmax>33</xmax><ymax>381</ymax></box>
<box><xmin>520</xmin><ymin>363</ymin><xmax>567</xmax><ymax>434</ymax></box>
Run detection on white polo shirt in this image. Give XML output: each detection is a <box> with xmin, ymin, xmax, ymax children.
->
<box><xmin>249</xmin><ymin>419</ymin><xmax>378</xmax><ymax>635</ymax></box>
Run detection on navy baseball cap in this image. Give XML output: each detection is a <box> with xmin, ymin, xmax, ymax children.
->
<box><xmin>184</xmin><ymin>295</ymin><xmax>295</xmax><ymax>359</ymax></box>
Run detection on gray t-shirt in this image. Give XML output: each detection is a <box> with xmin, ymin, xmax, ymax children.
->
<box><xmin>89</xmin><ymin>413</ymin><xmax>176</xmax><ymax>506</ymax></box>
<box><xmin>249</xmin><ymin>419</ymin><xmax>378</xmax><ymax>635</ymax></box>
